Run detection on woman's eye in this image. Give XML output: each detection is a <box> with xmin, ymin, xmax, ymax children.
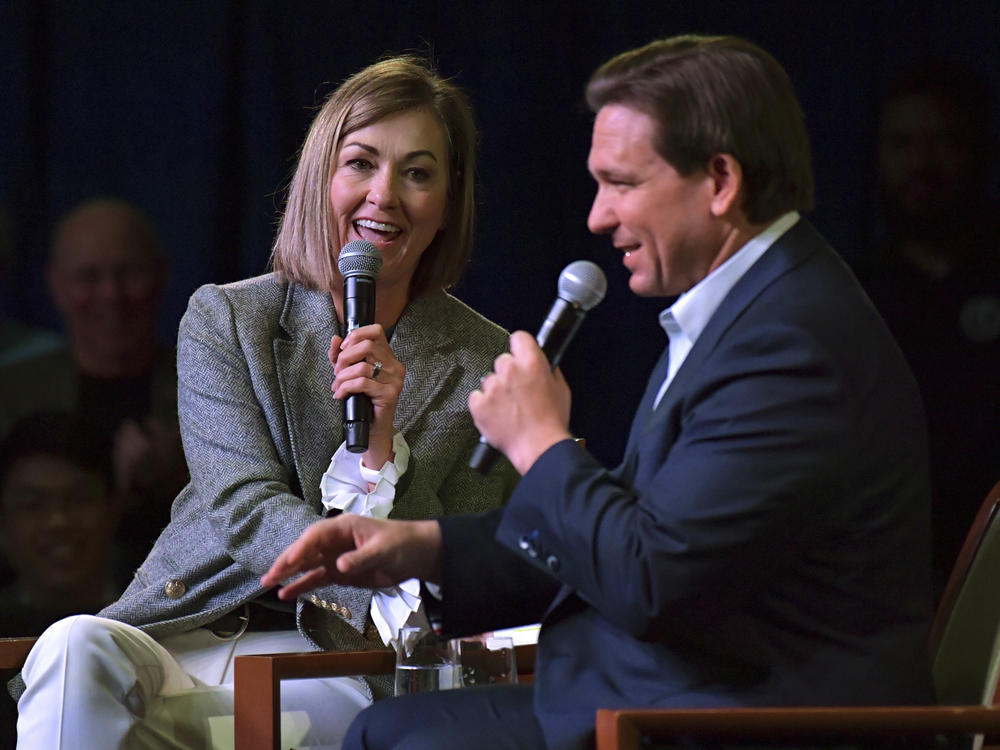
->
<box><xmin>405</xmin><ymin>167</ymin><xmax>430</xmax><ymax>182</ymax></box>
<box><xmin>347</xmin><ymin>158</ymin><xmax>373</xmax><ymax>171</ymax></box>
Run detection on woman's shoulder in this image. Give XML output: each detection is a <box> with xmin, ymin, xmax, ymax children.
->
<box><xmin>181</xmin><ymin>273</ymin><xmax>300</xmax><ymax>345</ymax></box>
<box><xmin>395</xmin><ymin>290</ymin><xmax>510</xmax><ymax>369</ymax></box>
<box><xmin>410</xmin><ymin>290</ymin><xmax>508</xmax><ymax>341</ymax></box>
<box><xmin>188</xmin><ymin>272</ymin><xmax>288</xmax><ymax>311</ymax></box>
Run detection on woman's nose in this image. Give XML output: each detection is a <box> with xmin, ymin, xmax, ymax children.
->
<box><xmin>367</xmin><ymin>169</ymin><xmax>399</xmax><ymax>208</ymax></box>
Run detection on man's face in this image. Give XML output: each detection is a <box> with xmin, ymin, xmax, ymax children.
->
<box><xmin>877</xmin><ymin>93</ymin><xmax>977</xmax><ymax>231</ymax></box>
<box><xmin>0</xmin><ymin>454</ymin><xmax>116</xmax><ymax>598</ymax></box>
<box><xmin>587</xmin><ymin>104</ymin><xmax>720</xmax><ymax>298</ymax></box>
<box><xmin>47</xmin><ymin>205</ymin><xmax>165</xmax><ymax>356</ymax></box>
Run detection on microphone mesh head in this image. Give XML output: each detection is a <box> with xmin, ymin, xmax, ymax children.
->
<box><xmin>338</xmin><ymin>240</ymin><xmax>382</xmax><ymax>278</ymax></box>
<box><xmin>558</xmin><ymin>260</ymin><xmax>607</xmax><ymax>311</ymax></box>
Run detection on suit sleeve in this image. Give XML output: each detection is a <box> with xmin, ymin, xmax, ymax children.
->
<box><xmin>438</xmin><ymin>510</ymin><xmax>562</xmax><ymax>637</ymax></box>
<box><xmin>495</xmin><ymin>314</ymin><xmax>877</xmax><ymax>640</ymax></box>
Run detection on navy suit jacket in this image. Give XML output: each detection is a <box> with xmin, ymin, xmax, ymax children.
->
<box><xmin>438</xmin><ymin>220</ymin><xmax>935</xmax><ymax>750</ymax></box>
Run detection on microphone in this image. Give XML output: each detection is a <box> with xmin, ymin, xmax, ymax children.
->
<box><xmin>469</xmin><ymin>260</ymin><xmax>607</xmax><ymax>473</ymax></box>
<box><xmin>338</xmin><ymin>240</ymin><xmax>382</xmax><ymax>453</ymax></box>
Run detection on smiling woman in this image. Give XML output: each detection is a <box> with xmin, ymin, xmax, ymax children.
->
<box><xmin>12</xmin><ymin>55</ymin><xmax>519</xmax><ymax>750</ymax></box>
<box><xmin>272</xmin><ymin>55</ymin><xmax>477</xmax><ymax>310</ymax></box>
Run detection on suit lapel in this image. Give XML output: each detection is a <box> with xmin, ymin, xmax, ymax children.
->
<box><xmin>623</xmin><ymin>344</ymin><xmax>671</xmax><ymax>457</ymax></box>
<box><xmin>623</xmin><ymin>220</ymin><xmax>825</xmax><ymax>465</ymax></box>
<box><xmin>552</xmin><ymin>222</ymin><xmax>829</xmax><ymax>625</ymax></box>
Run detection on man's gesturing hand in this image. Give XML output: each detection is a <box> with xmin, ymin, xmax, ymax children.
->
<box><xmin>261</xmin><ymin>515</ymin><xmax>443</xmax><ymax>600</ymax></box>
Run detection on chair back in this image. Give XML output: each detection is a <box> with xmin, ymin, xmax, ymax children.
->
<box><xmin>930</xmin><ymin>480</ymin><xmax>1000</xmax><ymax>706</ymax></box>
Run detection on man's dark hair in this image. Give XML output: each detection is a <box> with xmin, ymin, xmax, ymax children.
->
<box><xmin>586</xmin><ymin>34</ymin><xmax>814</xmax><ymax>224</ymax></box>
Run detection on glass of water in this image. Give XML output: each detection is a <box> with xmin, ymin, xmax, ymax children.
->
<box><xmin>393</xmin><ymin>625</ymin><xmax>455</xmax><ymax>696</ymax></box>
<box><xmin>451</xmin><ymin>634</ymin><xmax>517</xmax><ymax>687</ymax></box>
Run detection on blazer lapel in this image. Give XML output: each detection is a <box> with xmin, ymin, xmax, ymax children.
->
<box><xmin>272</xmin><ymin>288</ymin><xmax>462</xmax><ymax>511</ymax></box>
<box><xmin>273</xmin><ymin>283</ymin><xmax>342</xmax><ymax>511</ymax></box>
<box><xmin>389</xmin><ymin>292</ymin><xmax>460</xmax><ymax>434</ymax></box>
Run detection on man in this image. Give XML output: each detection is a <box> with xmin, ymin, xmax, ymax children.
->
<box><xmin>0</xmin><ymin>412</ymin><xmax>125</xmax><ymax>635</ymax></box>
<box><xmin>0</xmin><ymin>412</ymin><xmax>125</xmax><ymax>749</ymax></box>
<box><xmin>263</xmin><ymin>35</ymin><xmax>935</xmax><ymax>750</ymax></box>
<box><xmin>0</xmin><ymin>197</ymin><xmax>187</xmax><ymax>570</ymax></box>
<box><xmin>857</xmin><ymin>61</ymin><xmax>1000</xmax><ymax>595</ymax></box>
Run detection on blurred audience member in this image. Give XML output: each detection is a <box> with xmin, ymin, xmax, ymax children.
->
<box><xmin>0</xmin><ymin>205</ymin><xmax>62</xmax><ymax>368</ymax></box>
<box><xmin>857</xmin><ymin>61</ymin><xmax>1000</xmax><ymax>595</ymax></box>
<box><xmin>0</xmin><ymin>412</ymin><xmax>126</xmax><ymax>749</ymax></box>
<box><xmin>0</xmin><ymin>198</ymin><xmax>187</xmax><ymax>570</ymax></box>
<box><xmin>0</xmin><ymin>412</ymin><xmax>126</xmax><ymax>635</ymax></box>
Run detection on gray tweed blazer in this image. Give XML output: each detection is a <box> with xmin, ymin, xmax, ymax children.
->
<box><xmin>98</xmin><ymin>274</ymin><xmax>517</xmax><ymax>653</ymax></box>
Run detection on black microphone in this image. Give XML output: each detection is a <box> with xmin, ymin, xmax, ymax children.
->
<box><xmin>470</xmin><ymin>260</ymin><xmax>607</xmax><ymax>473</ymax></box>
<box><xmin>338</xmin><ymin>240</ymin><xmax>382</xmax><ymax>453</ymax></box>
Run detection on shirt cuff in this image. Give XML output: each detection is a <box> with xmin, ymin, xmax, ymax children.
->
<box><xmin>370</xmin><ymin>578</ymin><xmax>430</xmax><ymax>647</ymax></box>
<box><xmin>320</xmin><ymin>431</ymin><xmax>410</xmax><ymax>519</ymax></box>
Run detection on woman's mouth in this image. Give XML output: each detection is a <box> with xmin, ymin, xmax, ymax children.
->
<box><xmin>355</xmin><ymin>218</ymin><xmax>402</xmax><ymax>243</ymax></box>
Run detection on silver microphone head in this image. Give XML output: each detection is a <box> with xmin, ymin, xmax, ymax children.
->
<box><xmin>558</xmin><ymin>260</ymin><xmax>607</xmax><ymax>311</ymax></box>
<box><xmin>338</xmin><ymin>240</ymin><xmax>382</xmax><ymax>278</ymax></box>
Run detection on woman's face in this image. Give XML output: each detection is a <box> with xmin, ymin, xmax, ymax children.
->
<box><xmin>330</xmin><ymin>108</ymin><xmax>449</xmax><ymax>297</ymax></box>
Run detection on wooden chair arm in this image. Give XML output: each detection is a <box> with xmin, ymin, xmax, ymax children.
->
<box><xmin>595</xmin><ymin>705</ymin><xmax>1000</xmax><ymax>750</ymax></box>
<box><xmin>0</xmin><ymin>637</ymin><xmax>37</xmax><ymax>670</ymax></box>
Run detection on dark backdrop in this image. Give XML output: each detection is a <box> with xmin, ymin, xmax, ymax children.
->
<box><xmin>2</xmin><ymin>0</ymin><xmax>998</xmax><ymax>465</ymax></box>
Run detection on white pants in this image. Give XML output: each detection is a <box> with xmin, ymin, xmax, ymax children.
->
<box><xmin>17</xmin><ymin>615</ymin><xmax>372</xmax><ymax>750</ymax></box>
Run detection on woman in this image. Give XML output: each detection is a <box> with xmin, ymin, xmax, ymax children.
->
<box><xmin>13</xmin><ymin>55</ymin><xmax>517</xmax><ymax>749</ymax></box>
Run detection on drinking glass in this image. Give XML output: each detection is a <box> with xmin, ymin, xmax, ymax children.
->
<box><xmin>451</xmin><ymin>634</ymin><xmax>517</xmax><ymax>687</ymax></box>
<box><xmin>393</xmin><ymin>625</ymin><xmax>455</xmax><ymax>696</ymax></box>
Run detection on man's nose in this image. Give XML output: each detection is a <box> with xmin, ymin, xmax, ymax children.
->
<box><xmin>587</xmin><ymin>188</ymin><xmax>616</xmax><ymax>235</ymax></box>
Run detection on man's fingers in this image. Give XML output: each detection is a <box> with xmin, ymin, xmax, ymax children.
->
<box><xmin>261</xmin><ymin>535</ymin><xmax>317</xmax><ymax>586</ymax></box>
<box><xmin>508</xmin><ymin>330</ymin><xmax>542</xmax><ymax>358</ymax></box>
<box><xmin>276</xmin><ymin>567</ymin><xmax>332</xmax><ymax>600</ymax></box>
<box><xmin>335</xmin><ymin>542</ymin><xmax>381</xmax><ymax>575</ymax></box>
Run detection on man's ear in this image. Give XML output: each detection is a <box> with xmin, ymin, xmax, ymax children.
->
<box><xmin>707</xmin><ymin>153</ymin><xmax>743</xmax><ymax>218</ymax></box>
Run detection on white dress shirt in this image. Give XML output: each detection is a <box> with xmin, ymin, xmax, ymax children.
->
<box><xmin>654</xmin><ymin>211</ymin><xmax>800</xmax><ymax>409</ymax></box>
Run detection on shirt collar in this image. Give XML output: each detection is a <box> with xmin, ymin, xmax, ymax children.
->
<box><xmin>659</xmin><ymin>211</ymin><xmax>800</xmax><ymax>344</ymax></box>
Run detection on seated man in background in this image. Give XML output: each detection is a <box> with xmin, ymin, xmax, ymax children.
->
<box><xmin>856</xmin><ymin>61</ymin><xmax>1000</xmax><ymax>596</ymax></box>
<box><xmin>263</xmin><ymin>34</ymin><xmax>935</xmax><ymax>750</ymax></box>
<box><xmin>0</xmin><ymin>411</ymin><xmax>127</xmax><ymax>635</ymax></box>
<box><xmin>0</xmin><ymin>197</ymin><xmax>187</xmax><ymax>570</ymax></box>
<box><xmin>0</xmin><ymin>411</ymin><xmax>127</xmax><ymax>748</ymax></box>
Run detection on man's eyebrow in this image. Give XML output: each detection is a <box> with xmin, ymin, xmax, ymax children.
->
<box><xmin>590</xmin><ymin>166</ymin><xmax>631</xmax><ymax>181</ymax></box>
